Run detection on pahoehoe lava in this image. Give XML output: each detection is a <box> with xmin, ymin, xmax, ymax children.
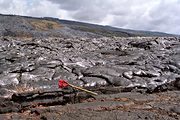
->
<box><xmin>0</xmin><ymin>14</ymin><xmax>179</xmax><ymax>120</ymax></box>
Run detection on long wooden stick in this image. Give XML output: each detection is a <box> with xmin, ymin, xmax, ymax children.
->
<box><xmin>68</xmin><ymin>83</ymin><xmax>98</xmax><ymax>96</ymax></box>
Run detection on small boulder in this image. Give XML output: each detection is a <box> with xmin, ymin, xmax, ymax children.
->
<box><xmin>123</xmin><ymin>71</ymin><xmax>133</xmax><ymax>79</ymax></box>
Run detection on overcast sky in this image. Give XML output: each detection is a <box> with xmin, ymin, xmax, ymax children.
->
<box><xmin>0</xmin><ymin>0</ymin><xmax>179</xmax><ymax>34</ymax></box>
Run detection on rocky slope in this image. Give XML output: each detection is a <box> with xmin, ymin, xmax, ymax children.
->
<box><xmin>0</xmin><ymin>14</ymin><xmax>178</xmax><ymax>38</ymax></box>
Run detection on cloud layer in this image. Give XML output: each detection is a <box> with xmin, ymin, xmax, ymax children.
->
<box><xmin>0</xmin><ymin>0</ymin><xmax>179</xmax><ymax>34</ymax></box>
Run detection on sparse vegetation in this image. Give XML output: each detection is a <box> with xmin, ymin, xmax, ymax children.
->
<box><xmin>30</xmin><ymin>20</ymin><xmax>63</xmax><ymax>31</ymax></box>
<box><xmin>70</xmin><ymin>25</ymin><xmax>135</xmax><ymax>37</ymax></box>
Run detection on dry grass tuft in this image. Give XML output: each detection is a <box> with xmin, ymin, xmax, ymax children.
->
<box><xmin>30</xmin><ymin>20</ymin><xmax>63</xmax><ymax>31</ymax></box>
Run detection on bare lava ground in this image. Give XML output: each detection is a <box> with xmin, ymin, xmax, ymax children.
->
<box><xmin>0</xmin><ymin>36</ymin><xmax>180</xmax><ymax>120</ymax></box>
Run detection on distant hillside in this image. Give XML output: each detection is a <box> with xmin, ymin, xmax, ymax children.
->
<box><xmin>0</xmin><ymin>14</ymin><xmax>178</xmax><ymax>38</ymax></box>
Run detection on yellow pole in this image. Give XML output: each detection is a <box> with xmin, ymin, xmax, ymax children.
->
<box><xmin>68</xmin><ymin>83</ymin><xmax>98</xmax><ymax>96</ymax></box>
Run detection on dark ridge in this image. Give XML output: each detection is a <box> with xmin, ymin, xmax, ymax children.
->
<box><xmin>0</xmin><ymin>13</ymin><xmax>179</xmax><ymax>38</ymax></box>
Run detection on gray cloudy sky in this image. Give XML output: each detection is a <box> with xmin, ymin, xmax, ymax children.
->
<box><xmin>0</xmin><ymin>0</ymin><xmax>179</xmax><ymax>34</ymax></box>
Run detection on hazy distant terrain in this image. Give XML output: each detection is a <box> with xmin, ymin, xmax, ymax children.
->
<box><xmin>0</xmin><ymin>14</ymin><xmax>178</xmax><ymax>38</ymax></box>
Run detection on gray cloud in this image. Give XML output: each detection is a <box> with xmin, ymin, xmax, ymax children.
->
<box><xmin>49</xmin><ymin>0</ymin><xmax>87</xmax><ymax>11</ymax></box>
<box><xmin>48</xmin><ymin>0</ymin><xmax>111</xmax><ymax>23</ymax></box>
<box><xmin>47</xmin><ymin>0</ymin><xmax>180</xmax><ymax>34</ymax></box>
<box><xmin>0</xmin><ymin>0</ymin><xmax>180</xmax><ymax>34</ymax></box>
<box><xmin>0</xmin><ymin>0</ymin><xmax>11</xmax><ymax>9</ymax></box>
